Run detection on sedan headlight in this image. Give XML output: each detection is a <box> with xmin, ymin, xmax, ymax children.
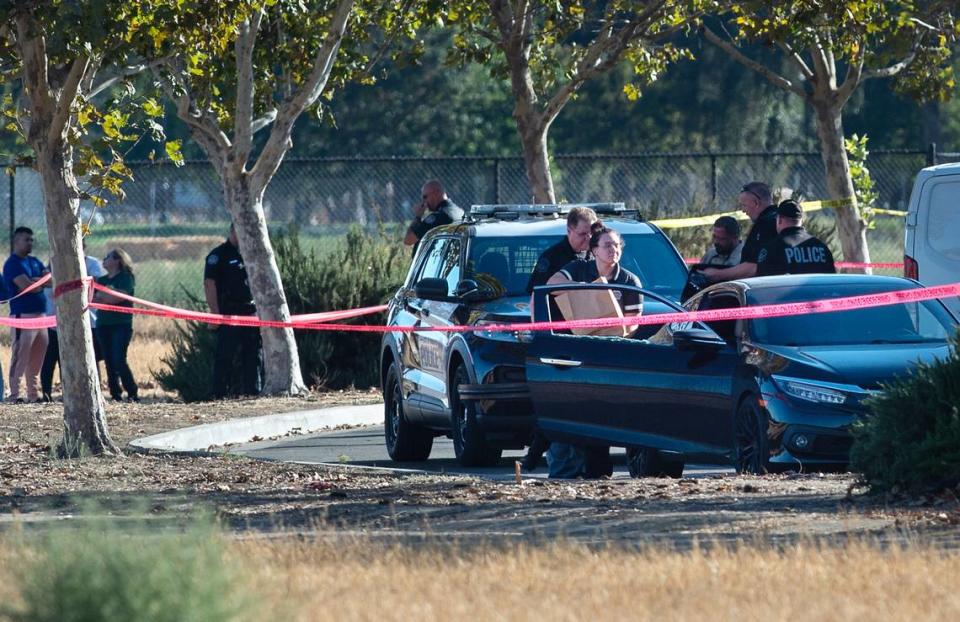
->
<box><xmin>772</xmin><ymin>376</ymin><xmax>849</xmax><ymax>405</ymax></box>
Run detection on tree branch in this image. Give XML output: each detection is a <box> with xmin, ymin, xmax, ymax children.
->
<box><xmin>233</xmin><ymin>8</ymin><xmax>265</xmax><ymax>171</ymax></box>
<box><xmin>250</xmin><ymin>0</ymin><xmax>354</xmax><ymax>193</ymax></box>
<box><xmin>775</xmin><ymin>41</ymin><xmax>814</xmax><ymax>81</ymax></box>
<box><xmin>836</xmin><ymin>50</ymin><xmax>864</xmax><ymax>105</ymax></box>
<box><xmin>153</xmin><ymin>66</ymin><xmax>230</xmax><ymax>171</ymax></box>
<box><xmin>47</xmin><ymin>56</ymin><xmax>89</xmax><ymax>148</ymax></box>
<box><xmin>861</xmin><ymin>52</ymin><xmax>917</xmax><ymax>80</ymax></box>
<box><xmin>703</xmin><ymin>26</ymin><xmax>808</xmax><ymax>100</ymax></box>
<box><xmin>88</xmin><ymin>58</ymin><xmax>169</xmax><ymax>99</ymax></box>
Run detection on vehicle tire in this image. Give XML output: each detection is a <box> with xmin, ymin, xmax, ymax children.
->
<box><xmin>384</xmin><ymin>365</ymin><xmax>433</xmax><ymax>462</ymax></box>
<box><xmin>625</xmin><ymin>446</ymin><xmax>684</xmax><ymax>478</ymax></box>
<box><xmin>451</xmin><ymin>364</ymin><xmax>502</xmax><ymax>467</ymax></box>
<box><xmin>735</xmin><ymin>395</ymin><xmax>770</xmax><ymax>475</ymax></box>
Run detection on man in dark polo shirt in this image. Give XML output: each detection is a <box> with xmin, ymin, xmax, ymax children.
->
<box><xmin>204</xmin><ymin>224</ymin><xmax>262</xmax><ymax>398</ymax></box>
<box><xmin>701</xmin><ymin>181</ymin><xmax>778</xmax><ymax>284</ymax></box>
<box><xmin>403</xmin><ymin>180</ymin><xmax>463</xmax><ymax>255</ymax></box>
<box><xmin>756</xmin><ymin>200</ymin><xmax>836</xmax><ymax>276</ymax></box>
<box><xmin>525</xmin><ymin>206</ymin><xmax>597</xmax><ymax>294</ymax></box>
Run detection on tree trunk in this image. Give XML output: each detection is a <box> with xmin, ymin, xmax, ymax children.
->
<box><xmin>222</xmin><ymin>171</ymin><xmax>306</xmax><ymax>396</ymax></box>
<box><xmin>515</xmin><ymin>112</ymin><xmax>555</xmax><ymax>204</ymax></box>
<box><xmin>35</xmin><ymin>145</ymin><xmax>118</xmax><ymax>456</ymax></box>
<box><xmin>812</xmin><ymin>100</ymin><xmax>871</xmax><ymax>267</ymax></box>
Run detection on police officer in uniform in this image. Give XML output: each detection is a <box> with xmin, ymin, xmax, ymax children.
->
<box><xmin>701</xmin><ymin>181</ymin><xmax>778</xmax><ymax>284</ymax></box>
<box><xmin>756</xmin><ymin>200</ymin><xmax>836</xmax><ymax>276</ymax></box>
<box><xmin>521</xmin><ymin>206</ymin><xmax>597</xmax><ymax>471</ymax></box>
<box><xmin>403</xmin><ymin>180</ymin><xmax>464</xmax><ymax>255</ymax></box>
<box><xmin>204</xmin><ymin>223</ymin><xmax>263</xmax><ymax>398</ymax></box>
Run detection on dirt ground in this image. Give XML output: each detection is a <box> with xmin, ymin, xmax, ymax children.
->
<box><xmin>0</xmin><ymin>390</ymin><xmax>958</xmax><ymax>547</ymax></box>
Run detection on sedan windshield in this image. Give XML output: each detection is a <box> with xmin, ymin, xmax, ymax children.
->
<box><xmin>748</xmin><ymin>283</ymin><xmax>957</xmax><ymax>346</ymax></box>
<box><xmin>468</xmin><ymin>234</ymin><xmax>687</xmax><ymax>299</ymax></box>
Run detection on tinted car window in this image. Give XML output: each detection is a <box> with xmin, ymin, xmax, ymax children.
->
<box><xmin>748</xmin><ymin>284</ymin><xmax>956</xmax><ymax>346</ymax></box>
<box><xmin>468</xmin><ymin>234</ymin><xmax>686</xmax><ymax>299</ymax></box>
<box><xmin>415</xmin><ymin>238</ymin><xmax>460</xmax><ymax>294</ymax></box>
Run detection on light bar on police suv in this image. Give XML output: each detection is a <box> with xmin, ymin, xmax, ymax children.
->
<box><xmin>469</xmin><ymin>202</ymin><xmax>627</xmax><ymax>217</ymax></box>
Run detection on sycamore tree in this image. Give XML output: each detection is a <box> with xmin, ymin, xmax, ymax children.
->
<box><xmin>444</xmin><ymin>0</ymin><xmax>708</xmax><ymax>203</ymax></box>
<box><xmin>152</xmin><ymin>0</ymin><xmax>433</xmax><ymax>395</ymax></box>
<box><xmin>0</xmin><ymin>1</ymin><xmax>236</xmax><ymax>456</ymax></box>
<box><xmin>703</xmin><ymin>1</ymin><xmax>958</xmax><ymax>265</ymax></box>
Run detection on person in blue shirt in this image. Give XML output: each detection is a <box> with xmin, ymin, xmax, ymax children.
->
<box><xmin>3</xmin><ymin>227</ymin><xmax>50</xmax><ymax>403</ymax></box>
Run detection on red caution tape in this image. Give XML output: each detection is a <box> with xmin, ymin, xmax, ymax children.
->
<box><xmin>684</xmin><ymin>258</ymin><xmax>904</xmax><ymax>270</ymax></box>
<box><xmin>0</xmin><ymin>272</ymin><xmax>52</xmax><ymax>304</ymax></box>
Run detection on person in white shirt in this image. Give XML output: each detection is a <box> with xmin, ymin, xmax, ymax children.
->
<box><xmin>700</xmin><ymin>216</ymin><xmax>744</xmax><ymax>267</ymax></box>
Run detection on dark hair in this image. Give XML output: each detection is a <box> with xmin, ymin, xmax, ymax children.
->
<box><xmin>588</xmin><ymin>221</ymin><xmax>623</xmax><ymax>251</ymax></box>
<box><xmin>740</xmin><ymin>182</ymin><xmax>772</xmax><ymax>205</ymax></box>
<box><xmin>13</xmin><ymin>226</ymin><xmax>33</xmax><ymax>237</ymax></box>
<box><xmin>713</xmin><ymin>215</ymin><xmax>740</xmax><ymax>237</ymax></box>
<box><xmin>566</xmin><ymin>206</ymin><xmax>598</xmax><ymax>228</ymax></box>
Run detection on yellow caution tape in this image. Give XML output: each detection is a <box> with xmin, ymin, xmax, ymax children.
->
<box><xmin>650</xmin><ymin>197</ymin><xmax>904</xmax><ymax>229</ymax></box>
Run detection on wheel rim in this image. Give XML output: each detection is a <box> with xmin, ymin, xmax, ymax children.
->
<box><xmin>453</xmin><ymin>369</ymin><xmax>468</xmax><ymax>454</ymax></box>
<box><xmin>387</xmin><ymin>378</ymin><xmax>402</xmax><ymax>449</ymax></box>
<box><xmin>626</xmin><ymin>448</ymin><xmax>644</xmax><ymax>476</ymax></box>
<box><xmin>736</xmin><ymin>403</ymin><xmax>762</xmax><ymax>474</ymax></box>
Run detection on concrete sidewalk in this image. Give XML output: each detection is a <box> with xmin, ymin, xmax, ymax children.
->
<box><xmin>129</xmin><ymin>403</ymin><xmax>384</xmax><ymax>453</ymax></box>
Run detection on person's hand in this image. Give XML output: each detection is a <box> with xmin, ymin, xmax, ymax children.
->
<box><xmin>700</xmin><ymin>267</ymin><xmax>721</xmax><ymax>283</ymax></box>
<box><xmin>413</xmin><ymin>200</ymin><xmax>427</xmax><ymax>218</ymax></box>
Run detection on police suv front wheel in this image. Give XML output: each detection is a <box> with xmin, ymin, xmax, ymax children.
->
<box><xmin>451</xmin><ymin>364</ymin><xmax>502</xmax><ymax>467</ymax></box>
<box><xmin>384</xmin><ymin>365</ymin><xmax>433</xmax><ymax>462</ymax></box>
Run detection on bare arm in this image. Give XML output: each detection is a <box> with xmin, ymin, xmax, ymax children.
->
<box><xmin>12</xmin><ymin>274</ymin><xmax>33</xmax><ymax>290</ymax></box>
<box><xmin>403</xmin><ymin>227</ymin><xmax>419</xmax><ymax>246</ymax></box>
<box><xmin>702</xmin><ymin>262</ymin><xmax>756</xmax><ymax>284</ymax></box>
<box><xmin>204</xmin><ymin>278</ymin><xmax>219</xmax><ymax>314</ymax></box>
<box><xmin>546</xmin><ymin>271</ymin><xmax>572</xmax><ymax>285</ymax></box>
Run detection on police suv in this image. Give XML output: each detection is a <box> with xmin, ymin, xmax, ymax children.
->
<box><xmin>379</xmin><ymin>203</ymin><xmax>689</xmax><ymax>466</ymax></box>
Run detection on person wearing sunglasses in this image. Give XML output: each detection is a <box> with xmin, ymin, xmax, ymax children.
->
<box><xmin>403</xmin><ymin>179</ymin><xmax>463</xmax><ymax>255</ymax></box>
<box><xmin>699</xmin><ymin>181</ymin><xmax>778</xmax><ymax>284</ymax></box>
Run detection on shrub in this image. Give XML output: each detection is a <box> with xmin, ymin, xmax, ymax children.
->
<box><xmin>850</xmin><ymin>330</ymin><xmax>960</xmax><ymax>494</ymax></box>
<box><xmin>155</xmin><ymin>226</ymin><xmax>407</xmax><ymax>401</ymax></box>
<box><xmin>3</xmin><ymin>514</ymin><xmax>251</xmax><ymax>622</ymax></box>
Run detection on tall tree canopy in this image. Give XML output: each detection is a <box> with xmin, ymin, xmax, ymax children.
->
<box><xmin>704</xmin><ymin>0</ymin><xmax>958</xmax><ymax>264</ymax></box>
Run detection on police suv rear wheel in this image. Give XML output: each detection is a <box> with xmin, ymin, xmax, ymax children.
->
<box><xmin>625</xmin><ymin>446</ymin><xmax>684</xmax><ymax>478</ymax></box>
<box><xmin>384</xmin><ymin>365</ymin><xmax>433</xmax><ymax>462</ymax></box>
<box><xmin>451</xmin><ymin>364</ymin><xmax>502</xmax><ymax>467</ymax></box>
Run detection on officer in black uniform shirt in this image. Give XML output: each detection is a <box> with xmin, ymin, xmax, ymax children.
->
<box><xmin>756</xmin><ymin>200</ymin><xmax>836</xmax><ymax>276</ymax></box>
<box><xmin>701</xmin><ymin>181</ymin><xmax>779</xmax><ymax>284</ymax></box>
<box><xmin>204</xmin><ymin>223</ymin><xmax>263</xmax><ymax>398</ymax></box>
<box><xmin>525</xmin><ymin>206</ymin><xmax>597</xmax><ymax>294</ymax></box>
<box><xmin>403</xmin><ymin>180</ymin><xmax>464</xmax><ymax>255</ymax></box>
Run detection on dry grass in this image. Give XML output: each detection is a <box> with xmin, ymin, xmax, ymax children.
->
<box><xmin>91</xmin><ymin>235</ymin><xmax>222</xmax><ymax>261</ymax></box>
<box><xmin>230</xmin><ymin>538</ymin><xmax>960</xmax><ymax>621</ymax></box>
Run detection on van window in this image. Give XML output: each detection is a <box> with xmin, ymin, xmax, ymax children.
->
<box><xmin>928</xmin><ymin>180</ymin><xmax>960</xmax><ymax>260</ymax></box>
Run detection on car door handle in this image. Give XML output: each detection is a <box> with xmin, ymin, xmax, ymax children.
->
<box><xmin>420</xmin><ymin>307</ymin><xmax>431</xmax><ymax>317</ymax></box>
<box><xmin>539</xmin><ymin>357</ymin><xmax>582</xmax><ymax>367</ymax></box>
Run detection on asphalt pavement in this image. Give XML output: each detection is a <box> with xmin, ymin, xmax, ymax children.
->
<box><xmin>233</xmin><ymin>425</ymin><xmax>731</xmax><ymax>481</ymax></box>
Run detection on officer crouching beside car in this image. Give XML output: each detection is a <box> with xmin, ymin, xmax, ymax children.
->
<box><xmin>756</xmin><ymin>200</ymin><xmax>836</xmax><ymax>276</ymax></box>
<box><xmin>204</xmin><ymin>223</ymin><xmax>263</xmax><ymax>398</ymax></box>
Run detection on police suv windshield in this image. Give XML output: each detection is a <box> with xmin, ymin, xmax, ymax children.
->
<box><xmin>748</xmin><ymin>284</ymin><xmax>956</xmax><ymax>346</ymax></box>
<box><xmin>467</xmin><ymin>234</ymin><xmax>686</xmax><ymax>299</ymax></box>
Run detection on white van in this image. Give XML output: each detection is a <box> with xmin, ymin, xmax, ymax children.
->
<box><xmin>904</xmin><ymin>162</ymin><xmax>960</xmax><ymax>316</ymax></box>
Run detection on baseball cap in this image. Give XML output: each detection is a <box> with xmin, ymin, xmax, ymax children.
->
<box><xmin>776</xmin><ymin>199</ymin><xmax>803</xmax><ymax>219</ymax></box>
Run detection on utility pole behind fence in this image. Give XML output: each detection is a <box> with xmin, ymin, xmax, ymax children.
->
<box><xmin>927</xmin><ymin>142</ymin><xmax>937</xmax><ymax>167</ymax></box>
<box><xmin>8</xmin><ymin>173</ymin><xmax>13</xmax><ymax>254</ymax></box>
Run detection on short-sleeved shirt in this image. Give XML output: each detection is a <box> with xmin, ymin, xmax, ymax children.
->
<box><xmin>409</xmin><ymin>199</ymin><xmax>464</xmax><ymax>253</ymax></box>
<box><xmin>95</xmin><ymin>271</ymin><xmax>135</xmax><ymax>327</ymax></box>
<box><xmin>526</xmin><ymin>237</ymin><xmax>586</xmax><ymax>293</ymax></box>
<box><xmin>558</xmin><ymin>259</ymin><xmax>644</xmax><ymax>314</ymax></box>
<box><xmin>756</xmin><ymin>227</ymin><xmax>837</xmax><ymax>277</ymax></box>
<box><xmin>739</xmin><ymin>205</ymin><xmax>779</xmax><ymax>265</ymax></box>
<box><xmin>3</xmin><ymin>253</ymin><xmax>46</xmax><ymax>315</ymax></box>
<box><xmin>700</xmin><ymin>240</ymin><xmax>744</xmax><ymax>267</ymax></box>
<box><xmin>204</xmin><ymin>240</ymin><xmax>256</xmax><ymax>316</ymax></box>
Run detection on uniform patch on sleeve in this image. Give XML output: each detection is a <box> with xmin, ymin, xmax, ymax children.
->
<box><xmin>207</xmin><ymin>254</ymin><xmax>219</xmax><ymax>265</ymax></box>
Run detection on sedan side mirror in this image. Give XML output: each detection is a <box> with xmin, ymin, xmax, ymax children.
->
<box><xmin>673</xmin><ymin>328</ymin><xmax>726</xmax><ymax>351</ymax></box>
<box><xmin>454</xmin><ymin>279</ymin><xmax>481</xmax><ymax>302</ymax></box>
<box><xmin>415</xmin><ymin>277</ymin><xmax>448</xmax><ymax>300</ymax></box>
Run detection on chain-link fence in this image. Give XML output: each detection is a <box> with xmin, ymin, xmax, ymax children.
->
<box><xmin>3</xmin><ymin>146</ymin><xmax>956</xmax><ymax>305</ymax></box>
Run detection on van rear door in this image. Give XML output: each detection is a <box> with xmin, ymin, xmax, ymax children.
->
<box><xmin>908</xmin><ymin>171</ymin><xmax>960</xmax><ymax>316</ymax></box>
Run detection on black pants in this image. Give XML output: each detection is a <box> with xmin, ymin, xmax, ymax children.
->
<box><xmin>40</xmin><ymin>325</ymin><xmax>103</xmax><ymax>397</ymax></box>
<box><xmin>96</xmin><ymin>324</ymin><xmax>137</xmax><ymax>400</ymax></box>
<box><xmin>213</xmin><ymin>324</ymin><xmax>263</xmax><ymax>398</ymax></box>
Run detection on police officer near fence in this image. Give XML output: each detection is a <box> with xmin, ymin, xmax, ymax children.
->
<box><xmin>756</xmin><ymin>200</ymin><xmax>836</xmax><ymax>276</ymax></box>
<box><xmin>403</xmin><ymin>180</ymin><xmax>464</xmax><ymax>255</ymax></box>
<box><xmin>204</xmin><ymin>223</ymin><xmax>263</xmax><ymax>398</ymax></box>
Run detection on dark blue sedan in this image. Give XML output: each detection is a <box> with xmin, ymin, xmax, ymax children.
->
<box><xmin>527</xmin><ymin>274</ymin><xmax>958</xmax><ymax>476</ymax></box>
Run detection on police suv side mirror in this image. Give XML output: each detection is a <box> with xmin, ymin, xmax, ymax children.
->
<box><xmin>673</xmin><ymin>328</ymin><xmax>726</xmax><ymax>351</ymax></box>
<box><xmin>454</xmin><ymin>279</ymin><xmax>481</xmax><ymax>302</ymax></box>
<box><xmin>415</xmin><ymin>277</ymin><xmax>448</xmax><ymax>300</ymax></box>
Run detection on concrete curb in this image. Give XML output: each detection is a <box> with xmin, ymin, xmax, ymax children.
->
<box><xmin>128</xmin><ymin>403</ymin><xmax>384</xmax><ymax>453</ymax></box>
